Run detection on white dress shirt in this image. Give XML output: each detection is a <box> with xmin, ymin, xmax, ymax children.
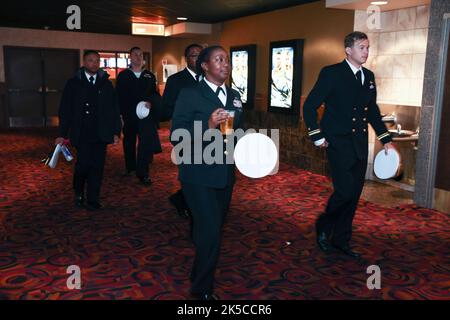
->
<box><xmin>345</xmin><ymin>59</ymin><xmax>365</xmax><ymax>85</ymax></box>
<box><xmin>186</xmin><ymin>67</ymin><xmax>198</xmax><ymax>81</ymax></box>
<box><xmin>85</xmin><ymin>72</ymin><xmax>97</xmax><ymax>84</ymax></box>
<box><xmin>204</xmin><ymin>77</ymin><xmax>227</xmax><ymax>106</ymax></box>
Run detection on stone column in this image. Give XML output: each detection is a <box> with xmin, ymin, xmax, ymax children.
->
<box><xmin>415</xmin><ymin>0</ymin><xmax>450</xmax><ymax>207</ymax></box>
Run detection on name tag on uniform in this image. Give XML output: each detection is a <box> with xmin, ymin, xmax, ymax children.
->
<box><xmin>144</xmin><ymin>74</ymin><xmax>153</xmax><ymax>78</ymax></box>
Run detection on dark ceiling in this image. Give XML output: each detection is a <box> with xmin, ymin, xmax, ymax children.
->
<box><xmin>0</xmin><ymin>0</ymin><xmax>320</xmax><ymax>35</ymax></box>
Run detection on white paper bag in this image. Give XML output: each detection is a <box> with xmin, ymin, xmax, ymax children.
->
<box><xmin>48</xmin><ymin>144</ymin><xmax>62</xmax><ymax>168</ymax></box>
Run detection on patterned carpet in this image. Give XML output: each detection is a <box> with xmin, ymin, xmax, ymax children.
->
<box><xmin>0</xmin><ymin>128</ymin><xmax>449</xmax><ymax>300</ymax></box>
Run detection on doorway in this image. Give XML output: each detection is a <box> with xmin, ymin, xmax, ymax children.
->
<box><xmin>4</xmin><ymin>46</ymin><xmax>79</xmax><ymax>127</ymax></box>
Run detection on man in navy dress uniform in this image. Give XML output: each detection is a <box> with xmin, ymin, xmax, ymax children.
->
<box><xmin>56</xmin><ymin>50</ymin><xmax>121</xmax><ymax>210</ymax></box>
<box><xmin>303</xmin><ymin>32</ymin><xmax>396</xmax><ymax>258</ymax></box>
<box><xmin>116</xmin><ymin>47</ymin><xmax>162</xmax><ymax>185</ymax></box>
<box><xmin>162</xmin><ymin>43</ymin><xmax>203</xmax><ymax>218</ymax></box>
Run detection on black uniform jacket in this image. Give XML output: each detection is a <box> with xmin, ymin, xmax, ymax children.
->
<box><xmin>116</xmin><ymin>68</ymin><xmax>162</xmax><ymax>153</ymax></box>
<box><xmin>58</xmin><ymin>67</ymin><xmax>121</xmax><ymax>147</ymax></box>
<box><xmin>161</xmin><ymin>68</ymin><xmax>198</xmax><ymax>121</ymax></box>
<box><xmin>303</xmin><ymin>60</ymin><xmax>391</xmax><ymax>158</ymax></box>
<box><xmin>170</xmin><ymin>80</ymin><xmax>244</xmax><ymax>189</ymax></box>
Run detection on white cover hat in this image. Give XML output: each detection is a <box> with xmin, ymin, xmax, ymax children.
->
<box><xmin>374</xmin><ymin>148</ymin><xmax>402</xmax><ymax>179</ymax></box>
<box><xmin>136</xmin><ymin>101</ymin><xmax>150</xmax><ymax>119</ymax></box>
<box><xmin>234</xmin><ymin>133</ymin><xmax>278</xmax><ymax>178</ymax></box>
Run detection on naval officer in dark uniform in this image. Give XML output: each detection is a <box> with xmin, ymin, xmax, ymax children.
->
<box><xmin>170</xmin><ymin>46</ymin><xmax>243</xmax><ymax>300</ymax></box>
<box><xmin>162</xmin><ymin>44</ymin><xmax>203</xmax><ymax>120</ymax></box>
<box><xmin>116</xmin><ymin>47</ymin><xmax>162</xmax><ymax>185</ymax></box>
<box><xmin>303</xmin><ymin>32</ymin><xmax>396</xmax><ymax>258</ymax></box>
<box><xmin>55</xmin><ymin>50</ymin><xmax>121</xmax><ymax>210</ymax></box>
<box><xmin>162</xmin><ymin>43</ymin><xmax>203</xmax><ymax>218</ymax></box>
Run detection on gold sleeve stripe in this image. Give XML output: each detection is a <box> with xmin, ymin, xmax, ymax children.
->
<box><xmin>308</xmin><ymin>129</ymin><xmax>321</xmax><ymax>136</ymax></box>
<box><xmin>377</xmin><ymin>132</ymin><xmax>390</xmax><ymax>140</ymax></box>
<box><xmin>378</xmin><ymin>132</ymin><xmax>390</xmax><ymax>138</ymax></box>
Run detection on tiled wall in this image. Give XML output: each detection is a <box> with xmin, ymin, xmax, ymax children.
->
<box><xmin>355</xmin><ymin>5</ymin><xmax>430</xmax><ymax>106</ymax></box>
<box><xmin>353</xmin><ymin>6</ymin><xmax>430</xmax><ymax>188</ymax></box>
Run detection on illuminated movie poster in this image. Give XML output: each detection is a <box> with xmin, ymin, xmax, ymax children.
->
<box><xmin>268</xmin><ymin>39</ymin><xmax>303</xmax><ymax>114</ymax></box>
<box><xmin>230</xmin><ymin>45</ymin><xmax>256</xmax><ymax>108</ymax></box>
<box><xmin>270</xmin><ymin>47</ymin><xmax>294</xmax><ymax>108</ymax></box>
<box><xmin>231</xmin><ymin>51</ymin><xmax>248</xmax><ymax>103</ymax></box>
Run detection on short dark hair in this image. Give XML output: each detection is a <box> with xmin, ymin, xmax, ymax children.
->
<box><xmin>195</xmin><ymin>45</ymin><xmax>224</xmax><ymax>75</ymax></box>
<box><xmin>184</xmin><ymin>43</ymin><xmax>202</xmax><ymax>58</ymax></box>
<box><xmin>344</xmin><ymin>31</ymin><xmax>368</xmax><ymax>48</ymax></box>
<box><xmin>83</xmin><ymin>50</ymin><xmax>100</xmax><ymax>58</ymax></box>
<box><xmin>130</xmin><ymin>46</ymin><xmax>141</xmax><ymax>54</ymax></box>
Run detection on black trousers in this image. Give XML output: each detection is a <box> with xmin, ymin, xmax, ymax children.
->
<box><xmin>73</xmin><ymin>142</ymin><xmax>107</xmax><ymax>202</ymax></box>
<box><xmin>122</xmin><ymin>121</ymin><xmax>153</xmax><ymax>178</ymax></box>
<box><xmin>181</xmin><ymin>182</ymin><xmax>234</xmax><ymax>295</ymax></box>
<box><xmin>317</xmin><ymin>136</ymin><xmax>367</xmax><ymax>246</ymax></box>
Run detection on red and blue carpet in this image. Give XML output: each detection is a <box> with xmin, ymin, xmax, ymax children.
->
<box><xmin>0</xmin><ymin>128</ymin><xmax>448</xmax><ymax>300</ymax></box>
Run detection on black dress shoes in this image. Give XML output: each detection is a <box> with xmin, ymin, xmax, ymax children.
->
<box><xmin>201</xmin><ymin>293</ymin><xmax>219</xmax><ymax>301</ymax></box>
<box><xmin>180</xmin><ymin>209</ymin><xmax>191</xmax><ymax>218</ymax></box>
<box><xmin>333</xmin><ymin>244</ymin><xmax>361</xmax><ymax>258</ymax></box>
<box><xmin>74</xmin><ymin>195</ymin><xmax>84</xmax><ymax>208</ymax></box>
<box><xmin>316</xmin><ymin>232</ymin><xmax>331</xmax><ymax>252</ymax></box>
<box><xmin>138</xmin><ymin>176</ymin><xmax>152</xmax><ymax>186</ymax></box>
<box><xmin>85</xmin><ymin>201</ymin><xmax>103</xmax><ymax>211</ymax></box>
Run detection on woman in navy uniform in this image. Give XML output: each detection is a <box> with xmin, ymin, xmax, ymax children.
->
<box><xmin>170</xmin><ymin>46</ymin><xmax>243</xmax><ymax>300</ymax></box>
<box><xmin>303</xmin><ymin>32</ymin><xmax>396</xmax><ymax>258</ymax></box>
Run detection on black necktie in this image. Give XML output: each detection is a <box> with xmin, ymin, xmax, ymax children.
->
<box><xmin>216</xmin><ymin>87</ymin><xmax>224</xmax><ymax>96</ymax></box>
<box><xmin>195</xmin><ymin>74</ymin><xmax>200</xmax><ymax>82</ymax></box>
<box><xmin>355</xmin><ymin>70</ymin><xmax>362</xmax><ymax>85</ymax></box>
<box><xmin>89</xmin><ymin>76</ymin><xmax>95</xmax><ymax>86</ymax></box>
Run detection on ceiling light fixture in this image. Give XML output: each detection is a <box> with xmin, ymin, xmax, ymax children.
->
<box><xmin>131</xmin><ymin>22</ymin><xmax>165</xmax><ymax>36</ymax></box>
<box><xmin>370</xmin><ymin>1</ymin><xmax>388</xmax><ymax>5</ymax></box>
<box><xmin>177</xmin><ymin>17</ymin><xmax>188</xmax><ymax>21</ymax></box>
